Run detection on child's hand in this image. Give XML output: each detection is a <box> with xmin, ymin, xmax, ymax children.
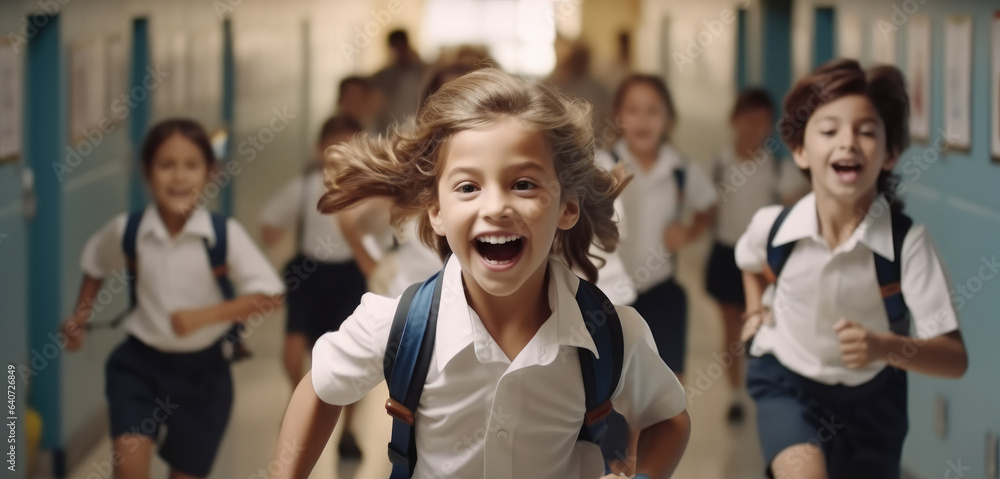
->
<box><xmin>663</xmin><ymin>223</ymin><xmax>688</xmax><ymax>252</ymax></box>
<box><xmin>60</xmin><ymin>319</ymin><xmax>88</xmax><ymax>351</ymax></box>
<box><xmin>833</xmin><ymin>319</ymin><xmax>886</xmax><ymax>369</ymax></box>
<box><xmin>170</xmin><ymin>310</ymin><xmax>200</xmax><ymax>337</ymax></box>
<box><xmin>740</xmin><ymin>308</ymin><xmax>774</xmax><ymax>342</ymax></box>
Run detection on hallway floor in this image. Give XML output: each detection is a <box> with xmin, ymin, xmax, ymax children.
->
<box><xmin>68</xmin><ymin>238</ymin><xmax>766</xmax><ymax>478</ymax></box>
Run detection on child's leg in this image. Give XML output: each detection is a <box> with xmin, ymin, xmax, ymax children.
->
<box><xmin>112</xmin><ymin>434</ymin><xmax>154</xmax><ymax>479</ymax></box>
<box><xmin>719</xmin><ymin>302</ymin><xmax>744</xmax><ymax>388</ymax></box>
<box><xmin>283</xmin><ymin>333</ymin><xmax>310</xmax><ymax>383</ymax></box>
<box><xmin>771</xmin><ymin>444</ymin><xmax>828</xmax><ymax>479</ymax></box>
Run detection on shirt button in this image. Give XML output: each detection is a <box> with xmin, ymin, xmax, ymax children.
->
<box><xmin>497</xmin><ymin>429</ymin><xmax>508</xmax><ymax>440</ymax></box>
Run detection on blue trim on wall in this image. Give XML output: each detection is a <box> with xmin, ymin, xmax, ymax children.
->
<box><xmin>128</xmin><ymin>18</ymin><xmax>150</xmax><ymax>212</ymax></box>
<box><xmin>812</xmin><ymin>7</ymin><xmax>836</xmax><ymax>70</ymax></box>
<box><xmin>220</xmin><ymin>18</ymin><xmax>235</xmax><ymax>216</ymax></box>
<box><xmin>26</xmin><ymin>12</ymin><xmax>63</xmax><ymax>452</ymax></box>
<box><xmin>736</xmin><ymin>8</ymin><xmax>749</xmax><ymax>91</ymax></box>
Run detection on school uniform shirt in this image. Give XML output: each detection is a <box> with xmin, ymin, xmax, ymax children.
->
<box><xmin>259</xmin><ymin>170</ymin><xmax>355</xmax><ymax>263</ymax></box>
<box><xmin>712</xmin><ymin>146</ymin><xmax>780</xmax><ymax>247</ymax></box>
<box><xmin>81</xmin><ymin>205</ymin><xmax>285</xmax><ymax>352</ymax></box>
<box><xmin>596</xmin><ymin>141</ymin><xmax>718</xmax><ymax>293</ymax></box>
<box><xmin>312</xmin><ymin>256</ymin><xmax>686</xmax><ymax>479</ymax></box>
<box><xmin>734</xmin><ymin>193</ymin><xmax>960</xmax><ymax>386</ymax></box>
<box><xmin>385</xmin><ymin>221</ymin><xmax>446</xmax><ymax>298</ymax></box>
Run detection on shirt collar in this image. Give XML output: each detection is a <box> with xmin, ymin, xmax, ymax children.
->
<box><xmin>138</xmin><ymin>204</ymin><xmax>217</xmax><ymax>245</ymax></box>
<box><xmin>771</xmin><ymin>193</ymin><xmax>896</xmax><ymax>259</ymax></box>
<box><xmin>612</xmin><ymin>140</ymin><xmax>682</xmax><ymax>179</ymax></box>
<box><xmin>433</xmin><ymin>256</ymin><xmax>599</xmax><ymax>372</ymax></box>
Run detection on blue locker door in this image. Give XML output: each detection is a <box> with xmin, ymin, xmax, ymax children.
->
<box><xmin>813</xmin><ymin>7</ymin><xmax>836</xmax><ymax>70</ymax></box>
<box><xmin>24</xmin><ymin>12</ymin><xmax>66</xmax><ymax>477</ymax></box>
<box><xmin>128</xmin><ymin>18</ymin><xmax>150</xmax><ymax>212</ymax></box>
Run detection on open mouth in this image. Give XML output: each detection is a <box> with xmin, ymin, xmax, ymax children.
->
<box><xmin>474</xmin><ymin>234</ymin><xmax>524</xmax><ymax>266</ymax></box>
<box><xmin>831</xmin><ymin>160</ymin><xmax>863</xmax><ymax>183</ymax></box>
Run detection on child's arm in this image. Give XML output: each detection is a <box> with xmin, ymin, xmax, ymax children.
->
<box><xmin>633</xmin><ymin>409</ymin><xmax>691</xmax><ymax>477</ymax></box>
<box><xmin>171</xmin><ymin>294</ymin><xmax>283</xmax><ymax>336</ymax></box>
<box><xmin>337</xmin><ymin>212</ymin><xmax>377</xmax><ymax>278</ymax></box>
<box><xmin>740</xmin><ymin>270</ymin><xmax>773</xmax><ymax>342</ymax></box>
<box><xmin>663</xmin><ymin>209</ymin><xmax>712</xmax><ymax>252</ymax></box>
<box><xmin>270</xmin><ymin>371</ymin><xmax>343</xmax><ymax>479</ymax></box>
<box><xmin>60</xmin><ymin>275</ymin><xmax>104</xmax><ymax>351</ymax></box>
<box><xmin>336</xmin><ymin>197</ymin><xmax>393</xmax><ymax>278</ymax></box>
<box><xmin>834</xmin><ymin>321</ymin><xmax>967</xmax><ymax>378</ymax></box>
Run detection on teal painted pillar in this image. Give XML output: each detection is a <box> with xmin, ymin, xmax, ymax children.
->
<box><xmin>128</xmin><ymin>18</ymin><xmax>150</xmax><ymax>212</ymax></box>
<box><xmin>25</xmin><ymin>12</ymin><xmax>65</xmax><ymax>476</ymax></box>
<box><xmin>813</xmin><ymin>7</ymin><xmax>836</xmax><ymax>70</ymax></box>
<box><xmin>762</xmin><ymin>0</ymin><xmax>792</xmax><ymax>159</ymax></box>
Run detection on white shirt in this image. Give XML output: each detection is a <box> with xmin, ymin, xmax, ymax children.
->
<box><xmin>597</xmin><ymin>141</ymin><xmax>718</xmax><ymax>293</ymax></box>
<box><xmin>385</xmin><ymin>221</ymin><xmax>446</xmax><ymax>298</ymax></box>
<box><xmin>712</xmin><ymin>146</ymin><xmax>780</xmax><ymax>246</ymax></box>
<box><xmin>259</xmin><ymin>170</ymin><xmax>356</xmax><ymax>263</ymax></box>
<box><xmin>81</xmin><ymin>205</ymin><xmax>285</xmax><ymax>352</ymax></box>
<box><xmin>734</xmin><ymin>193</ymin><xmax>960</xmax><ymax>386</ymax></box>
<box><xmin>312</xmin><ymin>256</ymin><xmax>686</xmax><ymax>479</ymax></box>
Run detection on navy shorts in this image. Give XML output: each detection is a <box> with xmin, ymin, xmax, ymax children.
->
<box><xmin>284</xmin><ymin>255</ymin><xmax>368</xmax><ymax>344</ymax></box>
<box><xmin>105</xmin><ymin>336</ymin><xmax>233</xmax><ymax>477</ymax></box>
<box><xmin>632</xmin><ymin>278</ymin><xmax>687</xmax><ymax>373</ymax></box>
<box><xmin>705</xmin><ymin>241</ymin><xmax>745</xmax><ymax>306</ymax></box>
<box><xmin>747</xmin><ymin>354</ymin><xmax>908</xmax><ymax>479</ymax></box>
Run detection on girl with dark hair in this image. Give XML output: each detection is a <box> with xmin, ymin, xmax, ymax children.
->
<box><xmin>736</xmin><ymin>60</ymin><xmax>968</xmax><ymax>478</ymax></box>
<box><xmin>60</xmin><ymin>118</ymin><xmax>284</xmax><ymax>479</ymax></box>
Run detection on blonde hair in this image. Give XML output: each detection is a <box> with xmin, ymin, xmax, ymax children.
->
<box><xmin>318</xmin><ymin>68</ymin><xmax>628</xmax><ymax>282</ymax></box>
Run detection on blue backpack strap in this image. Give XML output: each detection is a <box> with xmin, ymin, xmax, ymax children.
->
<box><xmin>573</xmin><ymin>279</ymin><xmax>624</xmax><ymax>445</ymax></box>
<box><xmin>383</xmin><ymin>271</ymin><xmax>445</xmax><ymax>479</ymax></box>
<box><xmin>764</xmin><ymin>207</ymin><xmax>795</xmax><ymax>284</ymax></box>
<box><xmin>875</xmin><ymin>210</ymin><xmax>913</xmax><ymax>336</ymax></box>
<box><xmin>121</xmin><ymin>210</ymin><xmax>145</xmax><ymax>311</ymax></box>
<box><xmin>205</xmin><ymin>212</ymin><xmax>235</xmax><ymax>300</ymax></box>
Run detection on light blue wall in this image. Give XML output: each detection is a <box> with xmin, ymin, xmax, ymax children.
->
<box><xmin>0</xmin><ymin>7</ymin><xmax>29</xmax><ymax>479</ymax></box>
<box><xmin>830</xmin><ymin>0</ymin><xmax>1000</xmax><ymax>477</ymax></box>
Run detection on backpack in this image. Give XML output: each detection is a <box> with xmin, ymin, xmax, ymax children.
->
<box><xmin>609</xmin><ymin>149</ymin><xmax>686</xmax><ymax>209</ymax></box>
<box><xmin>382</xmin><ymin>267</ymin><xmax>625</xmax><ymax>478</ymax></box>
<box><xmin>112</xmin><ymin>210</ymin><xmax>239</xmax><ymax>343</ymax></box>
<box><xmin>763</xmin><ymin>207</ymin><xmax>914</xmax><ymax>336</ymax></box>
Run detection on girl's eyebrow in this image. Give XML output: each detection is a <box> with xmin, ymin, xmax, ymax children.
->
<box><xmin>445</xmin><ymin>161</ymin><xmax>548</xmax><ymax>180</ymax></box>
<box><xmin>504</xmin><ymin>161</ymin><xmax>547</xmax><ymax>175</ymax></box>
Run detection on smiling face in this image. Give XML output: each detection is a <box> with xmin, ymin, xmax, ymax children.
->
<box><xmin>617</xmin><ymin>82</ymin><xmax>673</xmax><ymax>155</ymax></box>
<box><xmin>793</xmin><ymin>94</ymin><xmax>897</xmax><ymax>203</ymax></box>
<box><xmin>145</xmin><ymin>133</ymin><xmax>210</xmax><ymax>219</ymax></box>
<box><xmin>428</xmin><ymin>116</ymin><xmax>580</xmax><ymax>298</ymax></box>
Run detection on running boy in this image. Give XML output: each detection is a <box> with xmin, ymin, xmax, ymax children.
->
<box><xmin>736</xmin><ymin>59</ymin><xmax>968</xmax><ymax>478</ymax></box>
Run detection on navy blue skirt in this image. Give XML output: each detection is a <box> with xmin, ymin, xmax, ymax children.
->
<box><xmin>706</xmin><ymin>241</ymin><xmax>745</xmax><ymax>305</ymax></box>
<box><xmin>747</xmin><ymin>354</ymin><xmax>908</xmax><ymax>479</ymax></box>
<box><xmin>631</xmin><ymin>278</ymin><xmax>688</xmax><ymax>373</ymax></box>
<box><xmin>284</xmin><ymin>255</ymin><xmax>368</xmax><ymax>344</ymax></box>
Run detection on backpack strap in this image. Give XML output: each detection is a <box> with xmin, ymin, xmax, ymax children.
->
<box><xmin>381</xmin><ymin>269</ymin><xmax>624</xmax><ymax>477</ymax></box>
<box><xmin>763</xmin><ymin>207</ymin><xmax>795</xmax><ymax>284</ymax></box>
<box><xmin>205</xmin><ymin>212</ymin><xmax>236</xmax><ymax>300</ymax></box>
<box><xmin>383</xmin><ymin>271</ymin><xmax>444</xmax><ymax>479</ymax></box>
<box><xmin>574</xmin><ymin>279</ymin><xmax>624</xmax><ymax>445</ymax></box>
<box><xmin>122</xmin><ymin>210</ymin><xmax>145</xmax><ymax>312</ymax></box>
<box><xmin>875</xmin><ymin>210</ymin><xmax>913</xmax><ymax>336</ymax></box>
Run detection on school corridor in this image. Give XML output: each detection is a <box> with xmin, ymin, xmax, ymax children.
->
<box><xmin>1</xmin><ymin>0</ymin><xmax>999</xmax><ymax>478</ymax></box>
